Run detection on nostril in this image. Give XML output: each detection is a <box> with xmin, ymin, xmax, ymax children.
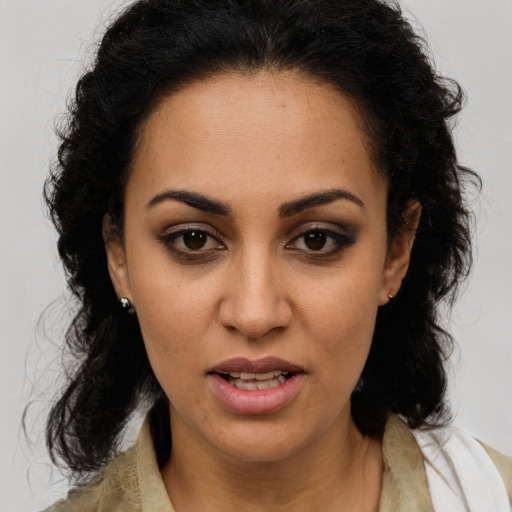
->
<box><xmin>218</xmin><ymin>280</ymin><xmax>292</xmax><ymax>339</ymax></box>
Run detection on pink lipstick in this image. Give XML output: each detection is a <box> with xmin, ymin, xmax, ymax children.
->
<box><xmin>207</xmin><ymin>357</ymin><xmax>305</xmax><ymax>415</ymax></box>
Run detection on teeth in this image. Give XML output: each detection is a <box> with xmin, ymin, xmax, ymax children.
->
<box><xmin>255</xmin><ymin>371</ymin><xmax>278</xmax><ymax>381</ymax></box>
<box><xmin>231</xmin><ymin>375</ymin><xmax>287</xmax><ymax>391</ymax></box>
<box><xmin>231</xmin><ymin>371</ymin><xmax>288</xmax><ymax>381</ymax></box>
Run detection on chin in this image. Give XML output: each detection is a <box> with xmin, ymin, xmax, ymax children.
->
<box><xmin>203</xmin><ymin>417</ymin><xmax>324</xmax><ymax>464</ymax></box>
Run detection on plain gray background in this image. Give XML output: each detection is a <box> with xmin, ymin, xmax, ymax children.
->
<box><xmin>1</xmin><ymin>1</ymin><xmax>511</xmax><ymax>510</ymax></box>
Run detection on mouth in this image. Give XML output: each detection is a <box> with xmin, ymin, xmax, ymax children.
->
<box><xmin>217</xmin><ymin>370</ymin><xmax>293</xmax><ymax>391</ymax></box>
<box><xmin>207</xmin><ymin>357</ymin><xmax>305</xmax><ymax>414</ymax></box>
<box><xmin>208</xmin><ymin>357</ymin><xmax>304</xmax><ymax>390</ymax></box>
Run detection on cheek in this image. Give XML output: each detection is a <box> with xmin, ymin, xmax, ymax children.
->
<box><xmin>294</xmin><ymin>260</ymin><xmax>383</xmax><ymax>378</ymax></box>
<box><xmin>128</xmin><ymin>239</ymin><xmax>215</xmax><ymax>325</ymax></box>
<box><xmin>127</xmin><ymin>256</ymin><xmax>226</xmax><ymax>384</ymax></box>
<box><xmin>134</xmin><ymin>292</ymin><xmax>207</xmax><ymax>408</ymax></box>
<box><xmin>136</xmin><ymin>286</ymin><xmax>209</xmax><ymax>352</ymax></box>
<box><xmin>299</xmin><ymin>266</ymin><xmax>382</xmax><ymax>338</ymax></box>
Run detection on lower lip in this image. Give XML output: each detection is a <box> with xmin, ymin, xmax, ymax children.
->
<box><xmin>207</xmin><ymin>373</ymin><xmax>305</xmax><ymax>415</ymax></box>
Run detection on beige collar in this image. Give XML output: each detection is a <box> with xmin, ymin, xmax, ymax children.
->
<box><xmin>380</xmin><ymin>415</ymin><xmax>434</xmax><ymax>512</ymax></box>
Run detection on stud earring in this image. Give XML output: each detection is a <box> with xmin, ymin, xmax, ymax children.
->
<box><xmin>387</xmin><ymin>293</ymin><xmax>394</xmax><ymax>300</ymax></box>
<box><xmin>119</xmin><ymin>297</ymin><xmax>132</xmax><ymax>310</ymax></box>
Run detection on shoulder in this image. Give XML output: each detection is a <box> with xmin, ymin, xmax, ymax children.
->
<box><xmin>411</xmin><ymin>421</ymin><xmax>512</xmax><ymax>510</ymax></box>
<box><xmin>42</xmin><ymin>443</ymin><xmax>142</xmax><ymax>512</ymax></box>
<box><xmin>41</xmin><ymin>420</ymin><xmax>174</xmax><ymax>512</ymax></box>
<box><xmin>381</xmin><ymin>415</ymin><xmax>512</xmax><ymax>511</ymax></box>
<box><xmin>480</xmin><ymin>441</ymin><xmax>512</xmax><ymax>499</ymax></box>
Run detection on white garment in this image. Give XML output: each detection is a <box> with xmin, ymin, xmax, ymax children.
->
<box><xmin>412</xmin><ymin>425</ymin><xmax>510</xmax><ymax>512</ymax></box>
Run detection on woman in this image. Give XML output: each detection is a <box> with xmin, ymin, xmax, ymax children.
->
<box><xmin>42</xmin><ymin>0</ymin><xmax>511</xmax><ymax>510</ymax></box>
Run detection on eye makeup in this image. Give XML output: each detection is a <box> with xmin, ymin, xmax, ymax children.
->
<box><xmin>157</xmin><ymin>224</ymin><xmax>226</xmax><ymax>261</ymax></box>
<box><xmin>286</xmin><ymin>224</ymin><xmax>357</xmax><ymax>260</ymax></box>
<box><xmin>156</xmin><ymin>220</ymin><xmax>357</xmax><ymax>264</ymax></box>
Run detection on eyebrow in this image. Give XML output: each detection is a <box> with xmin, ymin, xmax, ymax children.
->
<box><xmin>278</xmin><ymin>188</ymin><xmax>365</xmax><ymax>218</ymax></box>
<box><xmin>146</xmin><ymin>190</ymin><xmax>232</xmax><ymax>216</ymax></box>
<box><xmin>146</xmin><ymin>187</ymin><xmax>364</xmax><ymax>218</ymax></box>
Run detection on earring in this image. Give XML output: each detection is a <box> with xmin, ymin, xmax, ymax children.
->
<box><xmin>387</xmin><ymin>293</ymin><xmax>394</xmax><ymax>300</ymax></box>
<box><xmin>119</xmin><ymin>297</ymin><xmax>132</xmax><ymax>310</ymax></box>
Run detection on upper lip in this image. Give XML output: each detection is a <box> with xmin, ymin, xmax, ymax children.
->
<box><xmin>209</xmin><ymin>357</ymin><xmax>304</xmax><ymax>374</ymax></box>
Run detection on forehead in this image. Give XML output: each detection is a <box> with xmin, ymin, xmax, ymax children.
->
<box><xmin>128</xmin><ymin>71</ymin><xmax>386</xmax><ymax>214</ymax></box>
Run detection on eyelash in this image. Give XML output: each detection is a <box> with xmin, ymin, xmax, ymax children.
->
<box><xmin>287</xmin><ymin>227</ymin><xmax>356</xmax><ymax>258</ymax></box>
<box><xmin>157</xmin><ymin>226</ymin><xmax>226</xmax><ymax>259</ymax></box>
<box><xmin>158</xmin><ymin>225</ymin><xmax>355</xmax><ymax>260</ymax></box>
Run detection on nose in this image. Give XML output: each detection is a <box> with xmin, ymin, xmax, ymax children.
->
<box><xmin>219</xmin><ymin>249</ymin><xmax>292</xmax><ymax>340</ymax></box>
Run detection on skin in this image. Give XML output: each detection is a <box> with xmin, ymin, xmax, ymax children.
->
<box><xmin>106</xmin><ymin>71</ymin><xmax>419</xmax><ymax>512</ymax></box>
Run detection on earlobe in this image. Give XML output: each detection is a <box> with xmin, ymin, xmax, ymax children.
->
<box><xmin>379</xmin><ymin>201</ymin><xmax>421</xmax><ymax>305</ymax></box>
<box><xmin>102</xmin><ymin>215</ymin><xmax>132</xmax><ymax>303</ymax></box>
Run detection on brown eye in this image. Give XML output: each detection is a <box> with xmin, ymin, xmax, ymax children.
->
<box><xmin>159</xmin><ymin>227</ymin><xmax>225</xmax><ymax>256</ymax></box>
<box><xmin>288</xmin><ymin>227</ymin><xmax>355</xmax><ymax>256</ymax></box>
<box><xmin>183</xmin><ymin>230</ymin><xmax>208</xmax><ymax>250</ymax></box>
<box><xmin>304</xmin><ymin>231</ymin><xmax>327</xmax><ymax>250</ymax></box>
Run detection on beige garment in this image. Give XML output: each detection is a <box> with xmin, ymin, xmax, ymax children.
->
<box><xmin>44</xmin><ymin>415</ymin><xmax>512</xmax><ymax>512</ymax></box>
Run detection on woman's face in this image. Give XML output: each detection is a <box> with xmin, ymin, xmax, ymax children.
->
<box><xmin>107</xmin><ymin>71</ymin><xmax>415</xmax><ymax>463</ymax></box>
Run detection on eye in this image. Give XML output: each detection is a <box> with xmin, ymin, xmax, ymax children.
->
<box><xmin>179</xmin><ymin>230</ymin><xmax>212</xmax><ymax>250</ymax></box>
<box><xmin>288</xmin><ymin>227</ymin><xmax>355</xmax><ymax>256</ymax></box>
<box><xmin>300</xmin><ymin>231</ymin><xmax>331</xmax><ymax>251</ymax></box>
<box><xmin>159</xmin><ymin>227</ymin><xmax>225</xmax><ymax>255</ymax></box>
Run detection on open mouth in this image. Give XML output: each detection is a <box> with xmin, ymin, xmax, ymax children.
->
<box><xmin>207</xmin><ymin>358</ymin><xmax>305</xmax><ymax>414</ymax></box>
<box><xmin>217</xmin><ymin>371</ymin><xmax>294</xmax><ymax>391</ymax></box>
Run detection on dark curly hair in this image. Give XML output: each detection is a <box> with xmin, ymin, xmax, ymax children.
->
<box><xmin>44</xmin><ymin>0</ymin><xmax>477</xmax><ymax>480</ymax></box>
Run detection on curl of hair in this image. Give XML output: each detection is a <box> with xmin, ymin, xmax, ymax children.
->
<box><xmin>44</xmin><ymin>0</ymin><xmax>478</xmax><ymax>479</ymax></box>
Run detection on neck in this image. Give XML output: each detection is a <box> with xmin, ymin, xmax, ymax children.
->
<box><xmin>161</xmin><ymin>408</ymin><xmax>383</xmax><ymax>512</ymax></box>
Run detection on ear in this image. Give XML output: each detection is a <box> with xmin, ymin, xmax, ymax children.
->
<box><xmin>379</xmin><ymin>201</ymin><xmax>421</xmax><ymax>305</ymax></box>
<box><xmin>103</xmin><ymin>215</ymin><xmax>133</xmax><ymax>305</ymax></box>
